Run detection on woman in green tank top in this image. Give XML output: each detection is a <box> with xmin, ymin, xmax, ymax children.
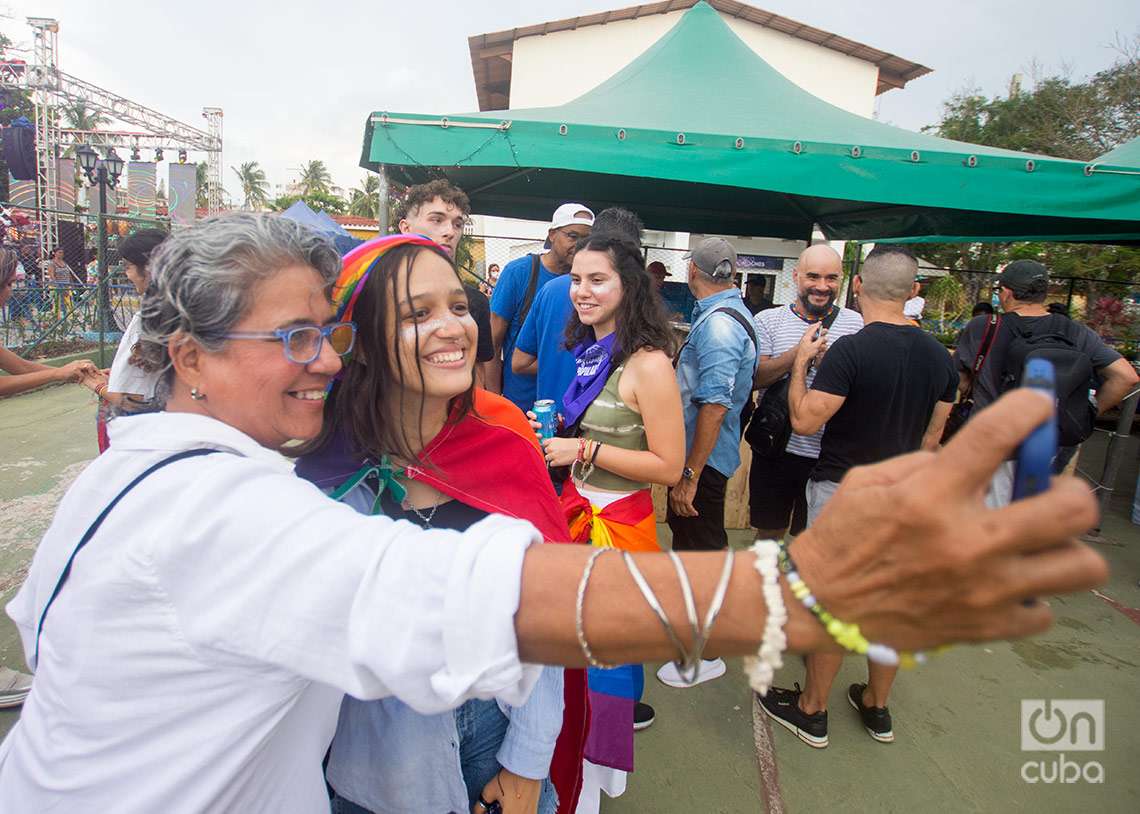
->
<box><xmin>539</xmin><ymin>234</ymin><xmax>685</xmax><ymax>520</ymax></box>
<box><xmin>535</xmin><ymin>233</ymin><xmax>686</xmax><ymax>801</ymax></box>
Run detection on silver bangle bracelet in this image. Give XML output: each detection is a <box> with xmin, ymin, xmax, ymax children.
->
<box><xmin>621</xmin><ymin>551</ymin><xmax>694</xmax><ymax>667</ymax></box>
<box><xmin>575</xmin><ymin>548</ymin><xmax>620</xmax><ymax>669</ymax></box>
<box><xmin>665</xmin><ymin>548</ymin><xmax>736</xmax><ymax>684</ymax></box>
<box><xmin>695</xmin><ymin>547</ymin><xmax>736</xmax><ymax>659</ymax></box>
<box><xmin>667</xmin><ymin>551</ymin><xmax>701</xmax><ymax>662</ymax></box>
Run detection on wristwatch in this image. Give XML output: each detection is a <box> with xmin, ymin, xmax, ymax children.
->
<box><xmin>681</xmin><ymin>466</ymin><xmax>696</xmax><ymax>481</ymax></box>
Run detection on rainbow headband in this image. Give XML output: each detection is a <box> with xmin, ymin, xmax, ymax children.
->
<box><xmin>333</xmin><ymin>233</ymin><xmax>441</xmax><ymax>324</ymax></box>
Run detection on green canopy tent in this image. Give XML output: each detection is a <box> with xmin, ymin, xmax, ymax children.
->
<box><xmin>361</xmin><ymin>1</ymin><xmax>1140</xmax><ymax>242</ymax></box>
<box><xmin>1090</xmin><ymin>136</ymin><xmax>1140</xmax><ymax>173</ymax></box>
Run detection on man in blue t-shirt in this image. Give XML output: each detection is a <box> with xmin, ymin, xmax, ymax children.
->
<box><xmin>490</xmin><ymin>203</ymin><xmax>593</xmax><ymax>411</ymax></box>
<box><xmin>512</xmin><ymin>207</ymin><xmax>644</xmax><ymax>412</ymax></box>
<box><xmin>512</xmin><ymin>274</ymin><xmax>576</xmax><ymax>407</ymax></box>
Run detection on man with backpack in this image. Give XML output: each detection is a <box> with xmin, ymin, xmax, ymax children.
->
<box><xmin>659</xmin><ymin>238</ymin><xmax>757</xmax><ymax>689</ymax></box>
<box><xmin>747</xmin><ymin>244</ymin><xmax>863</xmax><ymax>541</ymax></box>
<box><xmin>490</xmin><ymin>203</ymin><xmax>594</xmax><ymax>411</ymax></box>
<box><xmin>954</xmin><ymin>260</ymin><xmax>1138</xmax><ymax>507</ymax></box>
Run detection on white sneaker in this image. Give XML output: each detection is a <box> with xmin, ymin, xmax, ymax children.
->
<box><xmin>656</xmin><ymin>658</ymin><xmax>727</xmax><ymax>688</ymax></box>
<box><xmin>0</xmin><ymin>667</ymin><xmax>32</xmax><ymax>709</ymax></box>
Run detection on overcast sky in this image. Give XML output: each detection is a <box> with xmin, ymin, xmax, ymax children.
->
<box><xmin>3</xmin><ymin>0</ymin><xmax>1136</xmax><ymax>203</ymax></box>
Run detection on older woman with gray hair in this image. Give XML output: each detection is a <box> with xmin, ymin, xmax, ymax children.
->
<box><xmin>0</xmin><ymin>213</ymin><xmax>1108</xmax><ymax>811</ymax></box>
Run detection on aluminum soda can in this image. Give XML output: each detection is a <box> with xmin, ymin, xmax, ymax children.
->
<box><xmin>533</xmin><ymin>399</ymin><xmax>557</xmax><ymax>440</ymax></box>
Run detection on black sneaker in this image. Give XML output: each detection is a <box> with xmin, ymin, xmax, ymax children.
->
<box><xmin>847</xmin><ymin>683</ymin><xmax>894</xmax><ymax>743</ymax></box>
<box><xmin>634</xmin><ymin>701</ymin><xmax>655</xmax><ymax>731</ymax></box>
<box><xmin>757</xmin><ymin>683</ymin><xmax>828</xmax><ymax>748</ymax></box>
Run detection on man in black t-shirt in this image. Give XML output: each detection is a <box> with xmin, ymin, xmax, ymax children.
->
<box><xmin>758</xmin><ymin>246</ymin><xmax>956</xmax><ymax>751</ymax></box>
<box><xmin>953</xmin><ymin>260</ymin><xmax>1138</xmax><ymax>504</ymax></box>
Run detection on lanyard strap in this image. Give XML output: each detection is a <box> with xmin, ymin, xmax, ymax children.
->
<box><xmin>33</xmin><ymin>448</ymin><xmax>218</xmax><ymax>667</ymax></box>
<box><xmin>327</xmin><ymin>456</ymin><xmax>408</xmax><ymax>514</ymax></box>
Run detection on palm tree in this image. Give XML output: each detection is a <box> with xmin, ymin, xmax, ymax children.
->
<box><xmin>196</xmin><ymin>163</ymin><xmax>209</xmax><ymax>209</ymax></box>
<box><xmin>60</xmin><ymin>100</ymin><xmax>111</xmax><ymax>133</ymax></box>
<box><xmin>348</xmin><ymin>174</ymin><xmax>380</xmax><ymax>218</ymax></box>
<box><xmin>296</xmin><ymin>160</ymin><xmax>332</xmax><ymax>196</ymax></box>
<box><xmin>59</xmin><ymin>100</ymin><xmax>111</xmax><ymax>176</ymax></box>
<box><xmin>231</xmin><ymin>161</ymin><xmax>270</xmax><ymax>210</ymax></box>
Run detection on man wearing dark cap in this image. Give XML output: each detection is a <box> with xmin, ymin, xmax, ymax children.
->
<box><xmin>954</xmin><ymin>259</ymin><xmax>1138</xmax><ymax>506</ymax></box>
<box><xmin>660</xmin><ymin>237</ymin><xmax>757</xmax><ymax>689</ymax></box>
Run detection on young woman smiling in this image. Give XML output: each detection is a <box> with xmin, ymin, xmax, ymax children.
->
<box><xmin>535</xmin><ymin>233</ymin><xmax>684</xmax><ymax>810</ymax></box>
<box><xmin>294</xmin><ymin>234</ymin><xmax>587</xmax><ymax>814</ymax></box>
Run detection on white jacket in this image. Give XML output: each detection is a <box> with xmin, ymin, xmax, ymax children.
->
<box><xmin>0</xmin><ymin>411</ymin><xmax>541</xmax><ymax>813</ymax></box>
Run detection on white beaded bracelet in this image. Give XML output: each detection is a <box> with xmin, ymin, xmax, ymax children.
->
<box><xmin>743</xmin><ymin>540</ymin><xmax>788</xmax><ymax>697</ymax></box>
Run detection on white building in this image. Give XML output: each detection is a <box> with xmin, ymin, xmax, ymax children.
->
<box><xmin>465</xmin><ymin>0</ymin><xmax>931</xmax><ymax>302</ymax></box>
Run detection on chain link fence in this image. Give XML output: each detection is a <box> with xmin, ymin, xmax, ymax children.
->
<box><xmin>916</xmin><ymin>268</ymin><xmax>1140</xmax><ymax>357</ymax></box>
<box><xmin>2</xmin><ymin>204</ymin><xmax>168</xmax><ymax>363</ymax></box>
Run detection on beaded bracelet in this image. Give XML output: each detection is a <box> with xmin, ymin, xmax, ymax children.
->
<box><xmin>776</xmin><ymin>540</ymin><xmax>935</xmax><ymax>668</ymax></box>
<box><xmin>572</xmin><ymin>439</ymin><xmax>600</xmax><ymax>482</ymax></box>
<box><xmin>743</xmin><ymin>540</ymin><xmax>787</xmax><ymax>696</ymax></box>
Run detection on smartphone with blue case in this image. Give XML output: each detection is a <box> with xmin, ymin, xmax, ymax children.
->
<box><xmin>1012</xmin><ymin>358</ymin><xmax>1058</xmax><ymax>501</ymax></box>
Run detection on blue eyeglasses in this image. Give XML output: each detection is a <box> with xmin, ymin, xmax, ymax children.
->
<box><xmin>223</xmin><ymin>321</ymin><xmax>357</xmax><ymax>364</ymax></box>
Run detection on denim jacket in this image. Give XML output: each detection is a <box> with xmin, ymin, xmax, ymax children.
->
<box><xmin>675</xmin><ymin>288</ymin><xmax>758</xmax><ymax>477</ymax></box>
<box><xmin>324</xmin><ymin>481</ymin><xmax>565</xmax><ymax>813</ymax></box>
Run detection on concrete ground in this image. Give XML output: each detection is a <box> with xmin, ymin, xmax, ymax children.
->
<box><xmin>617</xmin><ymin>439</ymin><xmax>1140</xmax><ymax>813</ymax></box>
<box><xmin>1</xmin><ymin>384</ymin><xmax>1137</xmax><ymax>812</ymax></box>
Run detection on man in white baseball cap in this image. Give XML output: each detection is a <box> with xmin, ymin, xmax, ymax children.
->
<box><xmin>490</xmin><ymin>202</ymin><xmax>594</xmax><ymax>410</ymax></box>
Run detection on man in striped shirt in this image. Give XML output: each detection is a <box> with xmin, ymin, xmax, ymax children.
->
<box><xmin>749</xmin><ymin>245</ymin><xmax>863</xmax><ymax>540</ymax></box>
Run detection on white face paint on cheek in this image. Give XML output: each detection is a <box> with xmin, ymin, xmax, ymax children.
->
<box><xmin>592</xmin><ymin>278</ymin><xmax>620</xmax><ymax>300</ymax></box>
<box><xmin>400</xmin><ymin>313</ymin><xmax>475</xmax><ymax>343</ymax></box>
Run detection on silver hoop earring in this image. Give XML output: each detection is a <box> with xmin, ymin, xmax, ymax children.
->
<box><xmin>190</xmin><ymin>387</ymin><xmax>206</xmax><ymax>401</ymax></box>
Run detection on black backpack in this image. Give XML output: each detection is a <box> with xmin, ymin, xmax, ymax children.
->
<box><xmin>744</xmin><ymin>307</ymin><xmax>841</xmax><ymax>459</ymax></box>
<box><xmin>998</xmin><ymin>313</ymin><xmax>1096</xmax><ymax>446</ymax></box>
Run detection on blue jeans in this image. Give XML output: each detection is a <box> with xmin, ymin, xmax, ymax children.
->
<box><xmin>330</xmin><ymin>698</ymin><xmax>558</xmax><ymax>814</ymax></box>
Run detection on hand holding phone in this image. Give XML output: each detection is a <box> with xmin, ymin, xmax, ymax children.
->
<box><xmin>1012</xmin><ymin>358</ymin><xmax>1057</xmax><ymax>501</ymax></box>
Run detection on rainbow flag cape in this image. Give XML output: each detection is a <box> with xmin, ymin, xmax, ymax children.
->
<box><xmin>295</xmin><ymin>389</ymin><xmax>588</xmax><ymax>812</ymax></box>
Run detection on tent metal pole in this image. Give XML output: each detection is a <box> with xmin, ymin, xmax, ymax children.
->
<box><xmin>844</xmin><ymin>244</ymin><xmax>862</xmax><ymax>309</ymax></box>
<box><xmin>468</xmin><ymin>167</ymin><xmax>537</xmax><ymax>196</ymax></box>
<box><xmin>1094</xmin><ymin>389</ymin><xmax>1139</xmax><ymax>530</ymax></box>
<box><xmin>377</xmin><ymin>167</ymin><xmax>390</xmax><ymax>234</ymax></box>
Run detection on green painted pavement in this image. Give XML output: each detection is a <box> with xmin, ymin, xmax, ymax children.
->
<box><xmin>613</xmin><ymin>444</ymin><xmax>1140</xmax><ymax>813</ymax></box>
<box><xmin>0</xmin><ymin>384</ymin><xmax>99</xmax><ymax>738</ymax></box>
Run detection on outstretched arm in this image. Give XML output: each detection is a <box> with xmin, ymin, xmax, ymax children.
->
<box><xmin>516</xmin><ymin>390</ymin><xmax>1106</xmax><ymax>666</ymax></box>
<box><xmin>0</xmin><ymin>347</ymin><xmax>94</xmax><ymax>398</ymax></box>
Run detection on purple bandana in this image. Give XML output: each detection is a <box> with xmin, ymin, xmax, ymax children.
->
<box><xmin>562</xmin><ymin>333</ymin><xmax>618</xmax><ymax>428</ymax></box>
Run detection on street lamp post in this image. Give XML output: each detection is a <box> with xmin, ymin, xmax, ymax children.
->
<box><xmin>77</xmin><ymin>145</ymin><xmax>124</xmax><ymax>367</ymax></box>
